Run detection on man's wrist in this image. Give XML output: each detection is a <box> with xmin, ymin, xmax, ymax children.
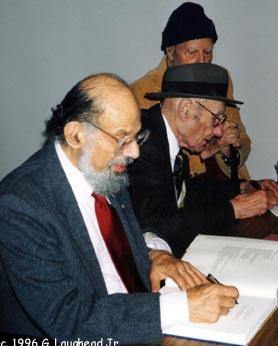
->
<box><xmin>149</xmin><ymin>249</ymin><xmax>171</xmax><ymax>262</ymax></box>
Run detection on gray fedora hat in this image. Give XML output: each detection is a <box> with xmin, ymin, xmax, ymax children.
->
<box><xmin>145</xmin><ymin>63</ymin><xmax>243</xmax><ymax>105</ymax></box>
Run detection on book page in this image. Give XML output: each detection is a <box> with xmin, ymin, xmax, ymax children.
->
<box><xmin>270</xmin><ymin>205</ymin><xmax>278</xmax><ymax>217</ymax></box>
<box><xmin>181</xmin><ymin>235</ymin><xmax>278</xmax><ymax>298</ymax></box>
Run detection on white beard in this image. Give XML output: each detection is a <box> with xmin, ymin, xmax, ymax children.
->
<box><xmin>78</xmin><ymin>138</ymin><xmax>132</xmax><ymax>197</ymax></box>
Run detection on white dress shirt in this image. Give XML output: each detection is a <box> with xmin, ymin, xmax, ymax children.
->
<box><xmin>162</xmin><ymin>113</ymin><xmax>186</xmax><ymax>207</ymax></box>
<box><xmin>55</xmin><ymin>141</ymin><xmax>189</xmax><ymax>331</ymax></box>
<box><xmin>162</xmin><ymin>113</ymin><xmax>180</xmax><ymax>172</ymax></box>
<box><xmin>55</xmin><ymin>141</ymin><xmax>127</xmax><ymax>294</ymax></box>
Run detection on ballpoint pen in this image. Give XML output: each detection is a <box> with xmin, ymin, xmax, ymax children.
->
<box><xmin>207</xmin><ymin>273</ymin><xmax>239</xmax><ymax>304</ymax></box>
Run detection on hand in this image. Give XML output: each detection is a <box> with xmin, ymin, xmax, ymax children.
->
<box><xmin>187</xmin><ymin>283</ymin><xmax>239</xmax><ymax>323</ymax></box>
<box><xmin>200</xmin><ymin>121</ymin><xmax>241</xmax><ymax>160</ymax></box>
<box><xmin>257</xmin><ymin>179</ymin><xmax>278</xmax><ymax>200</ymax></box>
<box><xmin>149</xmin><ymin>250</ymin><xmax>207</xmax><ymax>292</ymax></box>
<box><xmin>217</xmin><ymin>121</ymin><xmax>241</xmax><ymax>157</ymax></box>
<box><xmin>230</xmin><ymin>190</ymin><xmax>275</xmax><ymax>219</ymax></box>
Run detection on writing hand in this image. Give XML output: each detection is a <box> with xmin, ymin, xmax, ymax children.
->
<box><xmin>187</xmin><ymin>283</ymin><xmax>239</xmax><ymax>323</ymax></box>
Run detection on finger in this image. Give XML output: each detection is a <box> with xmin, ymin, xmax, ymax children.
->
<box><xmin>223</xmin><ymin>121</ymin><xmax>238</xmax><ymax>129</ymax></box>
<box><xmin>149</xmin><ymin>272</ymin><xmax>162</xmax><ymax>292</ymax></box>
<box><xmin>220</xmin><ymin>285</ymin><xmax>239</xmax><ymax>301</ymax></box>
<box><xmin>169</xmin><ymin>265</ymin><xmax>204</xmax><ymax>290</ymax></box>
<box><xmin>224</xmin><ymin>130</ymin><xmax>240</xmax><ymax>139</ymax></box>
<box><xmin>182</xmin><ymin>272</ymin><xmax>202</xmax><ymax>288</ymax></box>
<box><xmin>221</xmin><ymin>307</ymin><xmax>231</xmax><ymax>316</ymax></box>
<box><xmin>187</xmin><ymin>267</ymin><xmax>208</xmax><ymax>285</ymax></box>
<box><xmin>221</xmin><ymin>296</ymin><xmax>238</xmax><ymax>309</ymax></box>
<box><xmin>192</xmin><ymin>267</ymin><xmax>208</xmax><ymax>283</ymax></box>
<box><xmin>267</xmin><ymin>199</ymin><xmax>277</xmax><ymax>210</ymax></box>
<box><xmin>265</xmin><ymin>181</ymin><xmax>278</xmax><ymax>197</ymax></box>
<box><xmin>224</xmin><ymin>126</ymin><xmax>240</xmax><ymax>134</ymax></box>
<box><xmin>228</xmin><ymin>138</ymin><xmax>241</xmax><ymax>147</ymax></box>
<box><xmin>178</xmin><ymin>263</ymin><xmax>206</xmax><ymax>287</ymax></box>
<box><xmin>170</xmin><ymin>268</ymin><xmax>195</xmax><ymax>290</ymax></box>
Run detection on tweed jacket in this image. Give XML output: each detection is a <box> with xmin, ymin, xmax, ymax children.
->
<box><xmin>131</xmin><ymin>56</ymin><xmax>251</xmax><ymax>180</ymax></box>
<box><xmin>128</xmin><ymin>104</ymin><xmax>241</xmax><ymax>258</ymax></box>
<box><xmin>0</xmin><ymin>141</ymin><xmax>162</xmax><ymax>344</ymax></box>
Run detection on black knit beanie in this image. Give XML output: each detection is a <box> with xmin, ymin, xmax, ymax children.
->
<box><xmin>161</xmin><ymin>2</ymin><xmax>218</xmax><ymax>52</ymax></box>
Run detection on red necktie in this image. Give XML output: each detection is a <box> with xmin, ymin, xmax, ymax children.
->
<box><xmin>92</xmin><ymin>192</ymin><xmax>146</xmax><ymax>293</ymax></box>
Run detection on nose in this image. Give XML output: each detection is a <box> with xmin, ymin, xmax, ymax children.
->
<box><xmin>198</xmin><ymin>52</ymin><xmax>205</xmax><ymax>63</ymax></box>
<box><xmin>213</xmin><ymin>124</ymin><xmax>224</xmax><ymax>138</ymax></box>
<box><xmin>204</xmin><ymin>124</ymin><xmax>223</xmax><ymax>141</ymax></box>
<box><xmin>122</xmin><ymin>140</ymin><xmax>140</xmax><ymax>159</ymax></box>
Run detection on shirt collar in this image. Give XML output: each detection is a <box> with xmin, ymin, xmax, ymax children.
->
<box><xmin>55</xmin><ymin>141</ymin><xmax>93</xmax><ymax>201</ymax></box>
<box><xmin>161</xmin><ymin>113</ymin><xmax>180</xmax><ymax>171</ymax></box>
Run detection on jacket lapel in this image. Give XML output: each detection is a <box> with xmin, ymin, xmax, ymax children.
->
<box><xmin>43</xmin><ymin>142</ymin><xmax>108</xmax><ymax>296</ymax></box>
<box><xmin>143</xmin><ymin>104</ymin><xmax>175</xmax><ymax>183</ymax></box>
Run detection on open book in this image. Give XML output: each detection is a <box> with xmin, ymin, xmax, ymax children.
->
<box><xmin>161</xmin><ymin>234</ymin><xmax>278</xmax><ymax>345</ymax></box>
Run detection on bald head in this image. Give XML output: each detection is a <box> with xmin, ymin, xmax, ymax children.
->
<box><xmin>82</xmin><ymin>73</ymin><xmax>129</xmax><ymax>93</ymax></box>
<box><xmin>45</xmin><ymin>73</ymin><xmax>139</xmax><ymax>143</ymax></box>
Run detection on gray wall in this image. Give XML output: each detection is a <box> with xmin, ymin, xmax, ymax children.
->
<box><xmin>1</xmin><ymin>0</ymin><xmax>278</xmax><ymax>180</ymax></box>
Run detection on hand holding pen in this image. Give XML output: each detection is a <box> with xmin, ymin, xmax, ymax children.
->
<box><xmin>187</xmin><ymin>279</ymin><xmax>239</xmax><ymax>323</ymax></box>
<box><xmin>207</xmin><ymin>273</ymin><xmax>239</xmax><ymax>304</ymax></box>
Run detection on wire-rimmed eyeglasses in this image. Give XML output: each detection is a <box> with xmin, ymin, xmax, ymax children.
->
<box><xmin>85</xmin><ymin>121</ymin><xmax>151</xmax><ymax>153</ymax></box>
<box><xmin>194</xmin><ymin>101</ymin><xmax>227</xmax><ymax>127</ymax></box>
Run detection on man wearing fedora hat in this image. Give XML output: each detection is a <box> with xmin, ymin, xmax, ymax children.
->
<box><xmin>131</xmin><ymin>2</ymin><xmax>251</xmax><ymax>181</ymax></box>
<box><xmin>128</xmin><ymin>63</ymin><xmax>278</xmax><ymax>257</ymax></box>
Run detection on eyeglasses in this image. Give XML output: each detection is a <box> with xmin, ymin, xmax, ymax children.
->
<box><xmin>193</xmin><ymin>101</ymin><xmax>227</xmax><ymax>127</ymax></box>
<box><xmin>85</xmin><ymin>121</ymin><xmax>151</xmax><ymax>153</ymax></box>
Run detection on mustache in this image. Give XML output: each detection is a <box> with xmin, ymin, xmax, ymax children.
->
<box><xmin>108</xmin><ymin>157</ymin><xmax>134</xmax><ymax>167</ymax></box>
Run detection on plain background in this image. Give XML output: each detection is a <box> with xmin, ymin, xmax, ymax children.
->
<box><xmin>1</xmin><ymin>0</ymin><xmax>278</xmax><ymax>181</ymax></box>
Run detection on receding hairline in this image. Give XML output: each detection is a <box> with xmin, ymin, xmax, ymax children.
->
<box><xmin>81</xmin><ymin>73</ymin><xmax>139</xmax><ymax>111</ymax></box>
<box><xmin>81</xmin><ymin>73</ymin><xmax>130</xmax><ymax>96</ymax></box>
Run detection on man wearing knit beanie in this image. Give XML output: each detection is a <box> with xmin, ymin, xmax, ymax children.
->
<box><xmin>161</xmin><ymin>2</ymin><xmax>217</xmax><ymax>50</ymax></box>
<box><xmin>131</xmin><ymin>2</ymin><xmax>251</xmax><ymax>181</ymax></box>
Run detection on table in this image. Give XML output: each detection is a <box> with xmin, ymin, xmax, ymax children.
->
<box><xmin>227</xmin><ymin>210</ymin><xmax>278</xmax><ymax>239</ymax></box>
<box><xmin>161</xmin><ymin>211</ymin><xmax>278</xmax><ymax>346</ymax></box>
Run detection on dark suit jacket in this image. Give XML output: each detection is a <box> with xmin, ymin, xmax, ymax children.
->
<box><xmin>128</xmin><ymin>104</ymin><xmax>241</xmax><ymax>258</ymax></box>
<box><xmin>0</xmin><ymin>141</ymin><xmax>162</xmax><ymax>344</ymax></box>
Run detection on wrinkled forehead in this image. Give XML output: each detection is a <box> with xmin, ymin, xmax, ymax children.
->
<box><xmin>191</xmin><ymin>98</ymin><xmax>225</xmax><ymax>112</ymax></box>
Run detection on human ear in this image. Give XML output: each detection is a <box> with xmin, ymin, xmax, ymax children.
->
<box><xmin>63</xmin><ymin>121</ymin><xmax>85</xmax><ymax>149</ymax></box>
<box><xmin>178</xmin><ymin>99</ymin><xmax>191</xmax><ymax>120</ymax></box>
<box><xmin>183</xmin><ymin>108</ymin><xmax>189</xmax><ymax>116</ymax></box>
<box><xmin>166</xmin><ymin>46</ymin><xmax>175</xmax><ymax>63</ymax></box>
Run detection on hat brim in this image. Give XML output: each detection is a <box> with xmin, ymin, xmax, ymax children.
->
<box><xmin>145</xmin><ymin>92</ymin><xmax>243</xmax><ymax>106</ymax></box>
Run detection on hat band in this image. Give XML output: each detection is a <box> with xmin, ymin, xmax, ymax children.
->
<box><xmin>162</xmin><ymin>81</ymin><xmax>228</xmax><ymax>98</ymax></box>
